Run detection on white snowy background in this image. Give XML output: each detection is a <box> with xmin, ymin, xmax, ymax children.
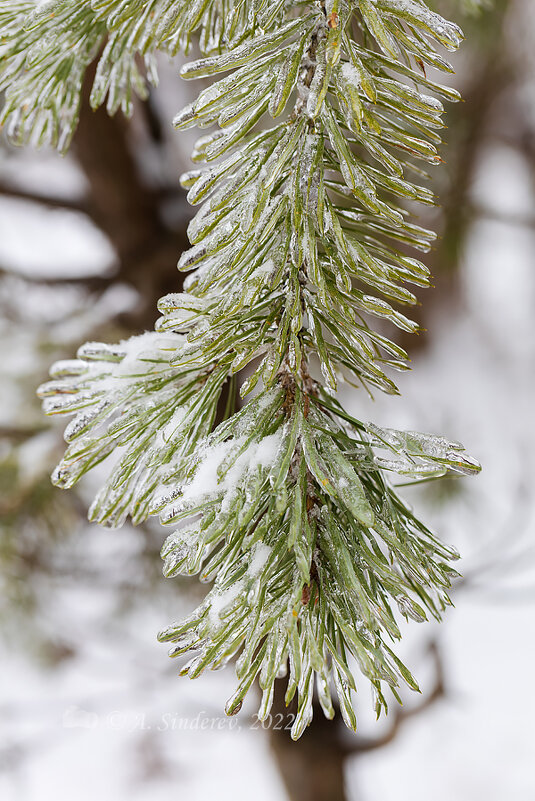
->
<box><xmin>1</xmin><ymin>2</ymin><xmax>534</xmax><ymax>799</ymax></box>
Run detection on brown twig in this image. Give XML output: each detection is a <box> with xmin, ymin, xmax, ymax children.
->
<box><xmin>0</xmin><ymin>181</ymin><xmax>92</xmax><ymax>216</ymax></box>
<box><xmin>342</xmin><ymin>640</ymin><xmax>445</xmax><ymax>755</ymax></box>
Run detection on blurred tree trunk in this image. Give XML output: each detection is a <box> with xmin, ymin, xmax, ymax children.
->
<box><xmin>74</xmin><ymin>61</ymin><xmax>189</xmax><ymax>330</ymax></box>
<box><xmin>269</xmin><ymin>680</ymin><xmax>348</xmax><ymax>801</ymax></box>
<box><xmin>432</xmin><ymin>0</ymin><xmax>512</xmax><ymax>283</ymax></box>
<box><xmin>269</xmin><ymin>642</ymin><xmax>444</xmax><ymax>801</ymax></box>
<box><xmin>401</xmin><ymin>0</ymin><xmax>513</xmax><ymax>352</ymax></box>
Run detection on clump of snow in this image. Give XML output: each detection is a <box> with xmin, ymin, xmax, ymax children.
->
<box><xmin>115</xmin><ymin>332</ymin><xmax>182</xmax><ymax>375</ymax></box>
<box><xmin>181</xmin><ymin>431</ymin><xmax>283</xmax><ymax>504</ymax></box>
<box><xmin>252</xmin><ymin>258</ymin><xmax>275</xmax><ymax>278</ymax></box>
<box><xmin>208</xmin><ymin>580</ymin><xmax>245</xmax><ymax>629</ymax></box>
<box><xmin>71</xmin><ymin>332</ymin><xmax>184</xmax><ymax>398</ymax></box>
<box><xmin>340</xmin><ymin>61</ymin><xmax>361</xmax><ymax>88</ymax></box>
<box><xmin>181</xmin><ymin>440</ymin><xmax>238</xmax><ymax>503</ymax></box>
<box><xmin>248</xmin><ymin>542</ymin><xmax>271</xmax><ymax>576</ymax></box>
<box><xmin>157</xmin><ymin>407</ymin><xmax>187</xmax><ymax>446</ymax></box>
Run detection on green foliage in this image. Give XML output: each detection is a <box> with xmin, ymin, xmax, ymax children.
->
<box><xmin>1</xmin><ymin>0</ymin><xmax>483</xmax><ymax>736</ymax></box>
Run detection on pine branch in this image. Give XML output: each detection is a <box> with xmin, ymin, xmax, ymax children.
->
<box><xmin>0</xmin><ymin>0</ymin><xmax>285</xmax><ymax>152</ymax></box>
<box><xmin>3</xmin><ymin>0</ymin><xmax>484</xmax><ymax>737</ymax></box>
